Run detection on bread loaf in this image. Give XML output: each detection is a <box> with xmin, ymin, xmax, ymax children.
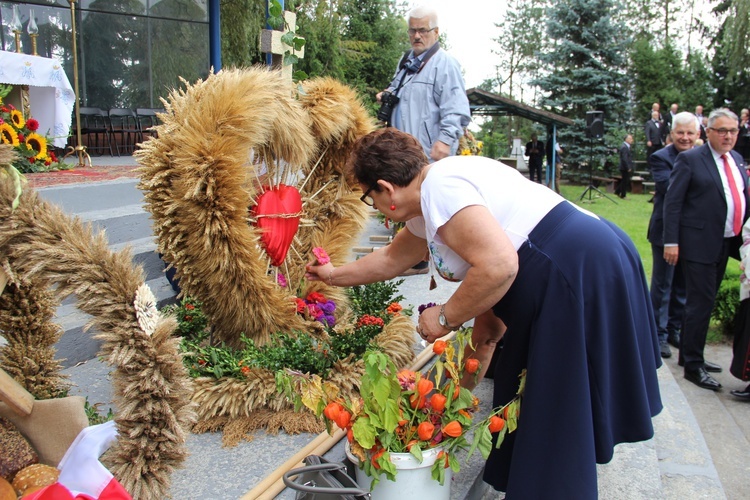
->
<box><xmin>0</xmin><ymin>477</ymin><xmax>15</xmax><ymax>500</ymax></box>
<box><xmin>0</xmin><ymin>416</ymin><xmax>38</xmax><ymax>481</ymax></box>
<box><xmin>11</xmin><ymin>464</ymin><xmax>59</xmax><ymax>496</ymax></box>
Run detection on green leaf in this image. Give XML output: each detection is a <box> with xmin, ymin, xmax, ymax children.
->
<box><xmin>409</xmin><ymin>444</ymin><xmax>423</xmax><ymax>463</ymax></box>
<box><xmin>268</xmin><ymin>15</ymin><xmax>284</xmax><ymax>30</ymax></box>
<box><xmin>292</xmin><ymin>37</ymin><xmax>306</xmax><ymax>51</ymax></box>
<box><xmin>431</xmin><ymin>461</ymin><xmax>446</xmax><ymax>485</ymax></box>
<box><xmin>281</xmin><ymin>31</ymin><xmax>295</xmax><ymax>47</ymax></box>
<box><xmin>379</xmin><ymin>451</ymin><xmax>397</xmax><ymax>481</ymax></box>
<box><xmin>382</xmin><ymin>398</ymin><xmax>400</xmax><ymax>433</ymax></box>
<box><xmin>268</xmin><ymin>0</ymin><xmax>282</xmax><ymax>18</ymax></box>
<box><xmin>494</xmin><ymin>424</ymin><xmax>508</xmax><ymax>450</ymax></box>
<box><xmin>283</xmin><ymin>53</ymin><xmax>299</xmax><ymax>66</ymax></box>
<box><xmin>292</xmin><ymin>70</ymin><xmax>308</xmax><ymax>82</ymax></box>
<box><xmin>448</xmin><ymin>452</ymin><xmax>461</xmax><ymax>472</ymax></box>
<box><xmin>353</xmin><ymin>416</ymin><xmax>376</xmax><ymax>449</ymax></box>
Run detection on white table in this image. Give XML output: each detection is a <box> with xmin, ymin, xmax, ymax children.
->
<box><xmin>0</xmin><ymin>51</ymin><xmax>75</xmax><ymax>148</ymax></box>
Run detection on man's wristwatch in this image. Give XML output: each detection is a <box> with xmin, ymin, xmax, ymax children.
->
<box><xmin>438</xmin><ymin>303</ymin><xmax>461</xmax><ymax>330</ymax></box>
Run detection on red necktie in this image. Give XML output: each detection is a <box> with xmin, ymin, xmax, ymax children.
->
<box><xmin>722</xmin><ymin>153</ymin><xmax>743</xmax><ymax>236</ymax></box>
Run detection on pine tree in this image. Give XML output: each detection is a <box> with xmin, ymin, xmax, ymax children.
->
<box><xmin>533</xmin><ymin>0</ymin><xmax>631</xmax><ymax>169</ymax></box>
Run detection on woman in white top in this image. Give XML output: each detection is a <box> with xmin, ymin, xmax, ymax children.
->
<box><xmin>306</xmin><ymin>128</ymin><xmax>662</xmax><ymax>499</ymax></box>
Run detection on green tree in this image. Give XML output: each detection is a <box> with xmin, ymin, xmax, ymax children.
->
<box><xmin>295</xmin><ymin>0</ymin><xmax>345</xmax><ymax>80</ymax></box>
<box><xmin>629</xmin><ymin>35</ymin><xmax>683</xmax><ymax>121</ymax></box>
<box><xmin>221</xmin><ymin>0</ymin><xmax>267</xmax><ymax>68</ymax></box>
<box><xmin>711</xmin><ymin>0</ymin><xmax>750</xmax><ymax>110</ymax></box>
<box><xmin>533</xmin><ymin>0</ymin><xmax>631</xmax><ymax>168</ymax></box>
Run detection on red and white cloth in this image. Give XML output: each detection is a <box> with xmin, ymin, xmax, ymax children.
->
<box><xmin>23</xmin><ymin>421</ymin><xmax>131</xmax><ymax>500</ymax></box>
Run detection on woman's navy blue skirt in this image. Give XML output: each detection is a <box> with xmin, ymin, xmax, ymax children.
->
<box><xmin>484</xmin><ymin>201</ymin><xmax>663</xmax><ymax>499</ymax></box>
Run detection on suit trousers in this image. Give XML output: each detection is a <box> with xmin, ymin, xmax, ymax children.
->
<box><xmin>650</xmin><ymin>244</ymin><xmax>686</xmax><ymax>342</ymax></box>
<box><xmin>616</xmin><ymin>170</ymin><xmax>631</xmax><ymax>197</ymax></box>
<box><xmin>647</xmin><ymin>144</ymin><xmax>663</xmax><ymax>159</ymax></box>
<box><xmin>679</xmin><ymin>238</ymin><xmax>732</xmax><ymax>369</ymax></box>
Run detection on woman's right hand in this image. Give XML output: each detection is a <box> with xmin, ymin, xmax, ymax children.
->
<box><xmin>305</xmin><ymin>262</ymin><xmax>335</xmax><ymax>285</ymax></box>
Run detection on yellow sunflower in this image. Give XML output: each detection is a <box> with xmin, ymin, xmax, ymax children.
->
<box><xmin>25</xmin><ymin>132</ymin><xmax>48</xmax><ymax>159</ymax></box>
<box><xmin>0</xmin><ymin>122</ymin><xmax>20</xmax><ymax>146</ymax></box>
<box><xmin>10</xmin><ymin>109</ymin><xmax>25</xmax><ymax>129</ymax></box>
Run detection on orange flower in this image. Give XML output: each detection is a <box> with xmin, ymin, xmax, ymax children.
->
<box><xmin>430</xmin><ymin>393</ymin><xmax>447</xmax><ymax>412</ymax></box>
<box><xmin>323</xmin><ymin>402</ymin><xmax>342</xmax><ymax>421</ymax></box>
<box><xmin>417</xmin><ymin>378</ymin><xmax>434</xmax><ymax>396</ymax></box>
<box><xmin>465</xmin><ymin>358</ymin><xmax>480</xmax><ymax>374</ymax></box>
<box><xmin>432</xmin><ymin>340</ymin><xmax>446</xmax><ymax>355</ymax></box>
<box><xmin>417</xmin><ymin>421</ymin><xmax>435</xmax><ymax>441</ymax></box>
<box><xmin>442</xmin><ymin>420</ymin><xmax>462</xmax><ymax>438</ymax></box>
<box><xmin>488</xmin><ymin>416</ymin><xmax>506</xmax><ymax>433</ymax></box>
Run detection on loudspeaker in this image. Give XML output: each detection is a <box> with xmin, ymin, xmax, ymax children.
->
<box><xmin>585</xmin><ymin>111</ymin><xmax>604</xmax><ymax>138</ymax></box>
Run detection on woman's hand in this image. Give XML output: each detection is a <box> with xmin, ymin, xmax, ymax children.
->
<box><xmin>416</xmin><ymin>305</ymin><xmax>450</xmax><ymax>343</ymax></box>
<box><xmin>305</xmin><ymin>261</ymin><xmax>335</xmax><ymax>285</ymax></box>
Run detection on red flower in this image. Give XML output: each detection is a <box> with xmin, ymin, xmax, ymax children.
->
<box><xmin>26</xmin><ymin>118</ymin><xmax>39</xmax><ymax>131</ymax></box>
<box><xmin>17</xmin><ymin>134</ymin><xmax>24</xmax><ymax>142</ymax></box>
<box><xmin>185</xmin><ymin>303</ymin><xmax>195</xmax><ymax>310</ymax></box>
<box><xmin>306</xmin><ymin>291</ymin><xmax>326</xmax><ymax>304</ymax></box>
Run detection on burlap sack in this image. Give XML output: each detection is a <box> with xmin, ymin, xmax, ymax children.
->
<box><xmin>0</xmin><ymin>396</ymin><xmax>88</xmax><ymax>467</ymax></box>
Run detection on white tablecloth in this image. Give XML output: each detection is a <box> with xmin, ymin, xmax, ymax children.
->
<box><xmin>0</xmin><ymin>51</ymin><xmax>75</xmax><ymax>148</ymax></box>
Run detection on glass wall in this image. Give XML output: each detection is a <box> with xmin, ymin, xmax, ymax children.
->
<box><xmin>1</xmin><ymin>0</ymin><xmax>209</xmax><ymax>108</ymax></box>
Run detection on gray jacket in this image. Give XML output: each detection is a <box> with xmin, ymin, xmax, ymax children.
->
<box><xmin>389</xmin><ymin>48</ymin><xmax>470</xmax><ymax>159</ymax></box>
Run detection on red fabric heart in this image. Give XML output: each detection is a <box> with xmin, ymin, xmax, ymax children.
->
<box><xmin>253</xmin><ymin>184</ymin><xmax>302</xmax><ymax>266</ymax></box>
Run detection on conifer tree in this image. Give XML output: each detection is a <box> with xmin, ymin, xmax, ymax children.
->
<box><xmin>533</xmin><ymin>0</ymin><xmax>631</xmax><ymax>169</ymax></box>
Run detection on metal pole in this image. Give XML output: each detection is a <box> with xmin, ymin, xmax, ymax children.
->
<box><xmin>66</xmin><ymin>0</ymin><xmax>89</xmax><ymax>168</ymax></box>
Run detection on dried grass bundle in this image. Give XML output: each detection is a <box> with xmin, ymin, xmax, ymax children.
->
<box><xmin>0</xmin><ymin>175</ymin><xmax>195</xmax><ymax>499</ymax></box>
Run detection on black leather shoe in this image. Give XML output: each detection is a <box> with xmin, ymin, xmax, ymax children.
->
<box><xmin>667</xmin><ymin>333</ymin><xmax>680</xmax><ymax>348</ymax></box>
<box><xmin>659</xmin><ymin>341</ymin><xmax>672</xmax><ymax>358</ymax></box>
<box><xmin>703</xmin><ymin>360</ymin><xmax>722</xmax><ymax>372</ymax></box>
<box><xmin>677</xmin><ymin>359</ymin><xmax>722</xmax><ymax>372</ymax></box>
<box><xmin>684</xmin><ymin>367</ymin><xmax>722</xmax><ymax>391</ymax></box>
<box><xmin>730</xmin><ymin>385</ymin><xmax>750</xmax><ymax>401</ymax></box>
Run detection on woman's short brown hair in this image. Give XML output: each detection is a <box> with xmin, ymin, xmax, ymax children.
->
<box><xmin>346</xmin><ymin>128</ymin><xmax>428</xmax><ymax>193</ymax></box>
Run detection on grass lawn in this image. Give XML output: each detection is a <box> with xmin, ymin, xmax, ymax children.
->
<box><xmin>558</xmin><ymin>182</ymin><xmax>737</xmax><ymax>344</ymax></box>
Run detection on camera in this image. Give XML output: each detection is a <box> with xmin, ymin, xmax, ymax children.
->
<box><xmin>377</xmin><ymin>91</ymin><xmax>400</xmax><ymax>123</ymax></box>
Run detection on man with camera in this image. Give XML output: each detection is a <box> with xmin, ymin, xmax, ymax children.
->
<box><xmin>376</xmin><ymin>5</ymin><xmax>470</xmax><ymax>162</ymax></box>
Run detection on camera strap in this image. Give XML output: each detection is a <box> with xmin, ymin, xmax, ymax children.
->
<box><xmin>394</xmin><ymin>42</ymin><xmax>441</xmax><ymax>95</ymax></box>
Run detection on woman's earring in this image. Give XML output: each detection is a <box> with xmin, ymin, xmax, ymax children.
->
<box><xmin>390</xmin><ymin>204</ymin><xmax>396</xmax><ymax>211</ymax></box>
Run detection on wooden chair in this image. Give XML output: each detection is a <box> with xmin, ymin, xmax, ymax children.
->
<box><xmin>107</xmin><ymin>108</ymin><xmax>141</xmax><ymax>156</ymax></box>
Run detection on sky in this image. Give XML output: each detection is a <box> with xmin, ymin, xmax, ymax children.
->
<box><xmin>405</xmin><ymin>1</ymin><xmax>506</xmax><ymax>89</ymax></box>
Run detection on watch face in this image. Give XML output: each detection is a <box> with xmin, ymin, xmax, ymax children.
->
<box><xmin>439</xmin><ymin>314</ymin><xmax>446</xmax><ymax>327</ymax></box>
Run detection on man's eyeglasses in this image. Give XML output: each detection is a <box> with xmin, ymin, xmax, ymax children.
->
<box><xmin>708</xmin><ymin>128</ymin><xmax>740</xmax><ymax>137</ymax></box>
<box><xmin>360</xmin><ymin>186</ymin><xmax>375</xmax><ymax>207</ymax></box>
<box><xmin>408</xmin><ymin>27</ymin><xmax>436</xmax><ymax>36</ymax></box>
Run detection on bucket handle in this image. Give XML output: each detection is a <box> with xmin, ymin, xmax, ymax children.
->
<box><xmin>282</xmin><ymin>462</ymin><xmax>371</xmax><ymax>497</ymax></box>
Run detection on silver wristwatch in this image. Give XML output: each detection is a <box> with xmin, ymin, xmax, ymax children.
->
<box><xmin>438</xmin><ymin>303</ymin><xmax>461</xmax><ymax>330</ymax></box>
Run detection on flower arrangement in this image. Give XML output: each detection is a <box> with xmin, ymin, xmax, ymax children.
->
<box><xmin>459</xmin><ymin>129</ymin><xmax>483</xmax><ymax>156</ymax></box>
<box><xmin>0</xmin><ymin>87</ymin><xmax>65</xmax><ymax>173</ymax></box>
<box><xmin>176</xmin><ymin>279</ymin><xmax>410</xmax><ymax>380</ymax></box>
<box><xmin>315</xmin><ymin>328</ymin><xmax>525</xmax><ymax>487</ymax></box>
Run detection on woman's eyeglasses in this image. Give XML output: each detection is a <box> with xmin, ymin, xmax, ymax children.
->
<box><xmin>360</xmin><ymin>187</ymin><xmax>375</xmax><ymax>207</ymax></box>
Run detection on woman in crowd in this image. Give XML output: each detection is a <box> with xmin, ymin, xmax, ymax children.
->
<box><xmin>306</xmin><ymin>128</ymin><xmax>662</xmax><ymax>498</ymax></box>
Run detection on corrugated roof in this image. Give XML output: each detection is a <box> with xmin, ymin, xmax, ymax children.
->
<box><xmin>467</xmin><ymin>88</ymin><xmax>574</xmax><ymax>127</ymax></box>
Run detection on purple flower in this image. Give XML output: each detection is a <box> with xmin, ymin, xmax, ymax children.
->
<box><xmin>418</xmin><ymin>302</ymin><xmax>437</xmax><ymax>315</ymax></box>
<box><xmin>323</xmin><ymin>314</ymin><xmax>336</xmax><ymax>327</ymax></box>
<box><xmin>320</xmin><ymin>301</ymin><xmax>336</xmax><ymax>314</ymax></box>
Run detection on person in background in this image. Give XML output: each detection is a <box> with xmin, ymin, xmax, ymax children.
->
<box><xmin>525</xmin><ymin>133</ymin><xmax>545</xmax><ymax>183</ymax></box>
<box><xmin>307</xmin><ymin>127</ymin><xmax>661</xmax><ymax>499</ymax></box>
<box><xmin>615</xmin><ymin>134</ymin><xmax>633</xmax><ymax>199</ymax></box>
<box><xmin>376</xmin><ymin>4</ymin><xmax>470</xmax><ymax>276</ymax></box>
<box><xmin>647</xmin><ymin>112</ymin><xmax>699</xmax><ymax>359</ymax></box>
<box><xmin>645</xmin><ymin>111</ymin><xmax>664</xmax><ymax>159</ymax></box>
<box><xmin>730</xmin><ymin>216</ymin><xmax>750</xmax><ymax>401</ymax></box>
<box><xmin>663</xmin><ymin>108</ymin><xmax>749</xmax><ymax>391</ymax></box>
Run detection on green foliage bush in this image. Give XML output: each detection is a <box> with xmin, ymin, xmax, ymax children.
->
<box><xmin>712</xmin><ymin>269</ymin><xmax>741</xmax><ymax>338</ymax></box>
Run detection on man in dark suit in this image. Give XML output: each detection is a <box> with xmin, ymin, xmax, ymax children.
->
<box><xmin>663</xmin><ymin>108</ymin><xmax>748</xmax><ymax>391</ymax></box>
<box><xmin>663</xmin><ymin>103</ymin><xmax>678</xmax><ymax>142</ymax></box>
<box><xmin>525</xmin><ymin>133</ymin><xmax>545</xmax><ymax>183</ymax></box>
<box><xmin>648</xmin><ymin>112</ymin><xmax>698</xmax><ymax>359</ymax></box>
<box><xmin>644</xmin><ymin>111</ymin><xmax>663</xmax><ymax>159</ymax></box>
<box><xmin>615</xmin><ymin>134</ymin><xmax>633</xmax><ymax>198</ymax></box>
